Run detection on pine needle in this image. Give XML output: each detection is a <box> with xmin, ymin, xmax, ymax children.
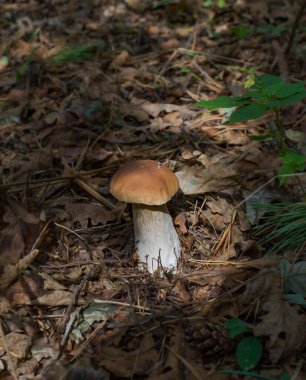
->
<box><xmin>254</xmin><ymin>202</ymin><xmax>306</xmax><ymax>254</ymax></box>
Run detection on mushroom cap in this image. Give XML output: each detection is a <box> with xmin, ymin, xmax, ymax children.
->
<box><xmin>110</xmin><ymin>160</ymin><xmax>179</xmax><ymax>205</ymax></box>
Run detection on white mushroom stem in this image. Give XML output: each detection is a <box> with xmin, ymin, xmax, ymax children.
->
<box><xmin>132</xmin><ymin>203</ymin><xmax>180</xmax><ymax>274</ymax></box>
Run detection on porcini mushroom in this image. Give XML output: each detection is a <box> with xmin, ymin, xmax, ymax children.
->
<box><xmin>110</xmin><ymin>160</ymin><xmax>180</xmax><ymax>274</ymax></box>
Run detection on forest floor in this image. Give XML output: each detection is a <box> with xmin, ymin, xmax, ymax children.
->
<box><xmin>0</xmin><ymin>0</ymin><xmax>306</xmax><ymax>379</ymax></box>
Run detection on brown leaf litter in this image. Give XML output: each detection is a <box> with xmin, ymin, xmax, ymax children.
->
<box><xmin>0</xmin><ymin>0</ymin><xmax>306</xmax><ymax>378</ymax></box>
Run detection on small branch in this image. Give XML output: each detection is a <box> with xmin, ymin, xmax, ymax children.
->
<box><xmin>285</xmin><ymin>0</ymin><xmax>306</xmax><ymax>55</ymax></box>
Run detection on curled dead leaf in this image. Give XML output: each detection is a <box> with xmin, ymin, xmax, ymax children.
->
<box><xmin>113</xmin><ymin>50</ymin><xmax>129</xmax><ymax>66</ymax></box>
<box><xmin>174</xmin><ymin>212</ymin><xmax>188</xmax><ymax>234</ymax></box>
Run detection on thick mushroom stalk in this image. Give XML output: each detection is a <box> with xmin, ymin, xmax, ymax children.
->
<box><xmin>133</xmin><ymin>203</ymin><xmax>180</xmax><ymax>273</ymax></box>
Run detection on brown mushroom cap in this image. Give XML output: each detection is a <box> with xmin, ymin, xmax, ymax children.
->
<box><xmin>110</xmin><ymin>160</ymin><xmax>179</xmax><ymax>205</ymax></box>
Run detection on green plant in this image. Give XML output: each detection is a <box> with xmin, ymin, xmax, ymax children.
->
<box><xmin>222</xmin><ymin>319</ymin><xmax>290</xmax><ymax>380</ymax></box>
<box><xmin>51</xmin><ymin>42</ymin><xmax>106</xmax><ymax>64</ymax></box>
<box><xmin>279</xmin><ymin>149</ymin><xmax>306</xmax><ymax>185</ymax></box>
<box><xmin>232</xmin><ymin>24</ymin><xmax>249</xmax><ymax>39</ymax></box>
<box><xmin>196</xmin><ymin>74</ymin><xmax>306</xmax><ymax>182</ymax></box>
<box><xmin>196</xmin><ymin>74</ymin><xmax>306</xmax><ymax>127</ymax></box>
<box><xmin>16</xmin><ymin>49</ymin><xmax>37</xmax><ymax>82</ymax></box>
<box><xmin>255</xmin><ymin>202</ymin><xmax>306</xmax><ymax>254</ymax></box>
<box><xmin>225</xmin><ymin>318</ymin><xmax>263</xmax><ymax>371</ymax></box>
<box><xmin>256</xmin><ymin>22</ymin><xmax>287</xmax><ymax>38</ymax></box>
<box><xmin>203</xmin><ymin>0</ymin><xmax>226</xmax><ymax>8</ymax></box>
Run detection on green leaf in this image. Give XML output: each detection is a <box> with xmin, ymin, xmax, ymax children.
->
<box><xmin>152</xmin><ymin>82</ymin><xmax>161</xmax><ymax>89</ymax></box>
<box><xmin>250</xmin><ymin>133</ymin><xmax>273</xmax><ymax>141</ymax></box>
<box><xmin>180</xmin><ymin>67</ymin><xmax>191</xmax><ymax>73</ymax></box>
<box><xmin>257</xmin><ymin>22</ymin><xmax>286</xmax><ymax>38</ymax></box>
<box><xmin>186</xmin><ymin>50</ymin><xmax>199</xmax><ymax>57</ymax></box>
<box><xmin>254</xmin><ymin>74</ymin><xmax>284</xmax><ymax>88</ymax></box>
<box><xmin>283</xmin><ymin>293</ymin><xmax>306</xmax><ymax>307</ymax></box>
<box><xmin>281</xmin><ymin>149</ymin><xmax>306</xmax><ymax>170</ymax></box>
<box><xmin>226</xmin><ymin>103</ymin><xmax>268</xmax><ymax>124</ymax></box>
<box><xmin>236</xmin><ymin>337</ymin><xmax>263</xmax><ymax>371</ymax></box>
<box><xmin>152</xmin><ymin>0</ymin><xmax>175</xmax><ymax>9</ymax></box>
<box><xmin>225</xmin><ymin>318</ymin><xmax>250</xmax><ymax>338</ymax></box>
<box><xmin>267</xmin><ymin>81</ymin><xmax>306</xmax><ymax>99</ymax></box>
<box><xmin>217</xmin><ymin>0</ymin><xmax>226</xmax><ymax>8</ymax></box>
<box><xmin>195</xmin><ymin>96</ymin><xmax>242</xmax><ymax>110</ymax></box>
<box><xmin>232</xmin><ymin>25</ymin><xmax>249</xmax><ymax>39</ymax></box>
<box><xmin>265</xmin><ymin>90</ymin><xmax>306</xmax><ymax>107</ymax></box>
<box><xmin>203</xmin><ymin>0</ymin><xmax>213</xmax><ymax>7</ymax></box>
<box><xmin>280</xmin><ymin>373</ymin><xmax>291</xmax><ymax>380</ymax></box>
<box><xmin>278</xmin><ymin>164</ymin><xmax>295</xmax><ymax>185</ymax></box>
<box><xmin>250</xmin><ymin>75</ymin><xmax>283</xmax><ymax>101</ymax></box>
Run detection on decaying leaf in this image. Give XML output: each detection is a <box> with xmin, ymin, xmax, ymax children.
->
<box><xmin>44</xmin><ymin>357</ymin><xmax>110</xmax><ymax>380</ymax></box>
<box><xmin>237</xmin><ymin>268</ymin><xmax>306</xmax><ymax>362</ymax></box>
<box><xmin>201</xmin><ymin>198</ymin><xmax>235</xmax><ymax>231</ymax></box>
<box><xmin>0</xmin><ymin>0</ymin><xmax>305</xmax><ymax>377</ymax></box>
<box><xmin>279</xmin><ymin>259</ymin><xmax>306</xmax><ymax>296</ymax></box>
<box><xmin>99</xmin><ymin>332</ymin><xmax>159</xmax><ymax>377</ymax></box>
<box><xmin>0</xmin><ymin>249</ymin><xmax>40</xmax><ymax>290</ymax></box>
<box><xmin>31</xmin><ymin>344</ymin><xmax>58</xmax><ymax>363</ymax></box>
<box><xmin>139</xmin><ymin>101</ymin><xmax>195</xmax><ymax>118</ymax></box>
<box><xmin>34</xmin><ymin>290</ymin><xmax>86</xmax><ymax>307</ymax></box>
<box><xmin>69</xmin><ymin>303</ymin><xmax>117</xmax><ymax>343</ymax></box>
<box><xmin>254</xmin><ymin>299</ymin><xmax>306</xmax><ymax>363</ymax></box>
<box><xmin>64</xmin><ymin>202</ymin><xmax>116</xmax><ymax>227</ymax></box>
<box><xmin>0</xmin><ymin>202</ymin><xmax>40</xmax><ymax>269</ymax></box>
<box><xmin>0</xmin><ymin>332</ymin><xmax>31</xmax><ymax>359</ymax></box>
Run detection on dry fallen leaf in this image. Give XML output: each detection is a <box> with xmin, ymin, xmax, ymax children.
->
<box><xmin>176</xmin><ymin>163</ymin><xmax>242</xmax><ymax>195</ymax></box>
<box><xmin>34</xmin><ymin>290</ymin><xmax>86</xmax><ymax>307</ymax></box>
<box><xmin>1</xmin><ymin>201</ymin><xmax>40</xmax><ymax>269</ymax></box>
<box><xmin>44</xmin><ymin>357</ymin><xmax>110</xmax><ymax>380</ymax></box>
<box><xmin>174</xmin><ymin>212</ymin><xmax>188</xmax><ymax>234</ymax></box>
<box><xmin>113</xmin><ymin>50</ymin><xmax>129</xmax><ymax>66</ymax></box>
<box><xmin>201</xmin><ymin>198</ymin><xmax>234</xmax><ymax>231</ymax></box>
<box><xmin>254</xmin><ymin>300</ymin><xmax>306</xmax><ymax>363</ymax></box>
<box><xmin>99</xmin><ymin>332</ymin><xmax>159</xmax><ymax>377</ymax></box>
<box><xmin>139</xmin><ymin>101</ymin><xmax>194</xmax><ymax>118</ymax></box>
<box><xmin>0</xmin><ymin>249</ymin><xmax>40</xmax><ymax>290</ymax></box>
<box><xmin>237</xmin><ymin>269</ymin><xmax>306</xmax><ymax>362</ymax></box>
<box><xmin>64</xmin><ymin>201</ymin><xmax>116</xmax><ymax>227</ymax></box>
<box><xmin>0</xmin><ymin>332</ymin><xmax>31</xmax><ymax>359</ymax></box>
<box><xmin>0</xmin><ymin>297</ymin><xmax>11</xmax><ymax>316</ymax></box>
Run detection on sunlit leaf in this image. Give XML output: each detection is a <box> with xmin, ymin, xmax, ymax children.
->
<box><xmin>195</xmin><ymin>96</ymin><xmax>242</xmax><ymax>110</ymax></box>
<box><xmin>226</xmin><ymin>103</ymin><xmax>268</xmax><ymax>124</ymax></box>
<box><xmin>265</xmin><ymin>90</ymin><xmax>306</xmax><ymax>107</ymax></box>
<box><xmin>267</xmin><ymin>81</ymin><xmax>306</xmax><ymax>99</ymax></box>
